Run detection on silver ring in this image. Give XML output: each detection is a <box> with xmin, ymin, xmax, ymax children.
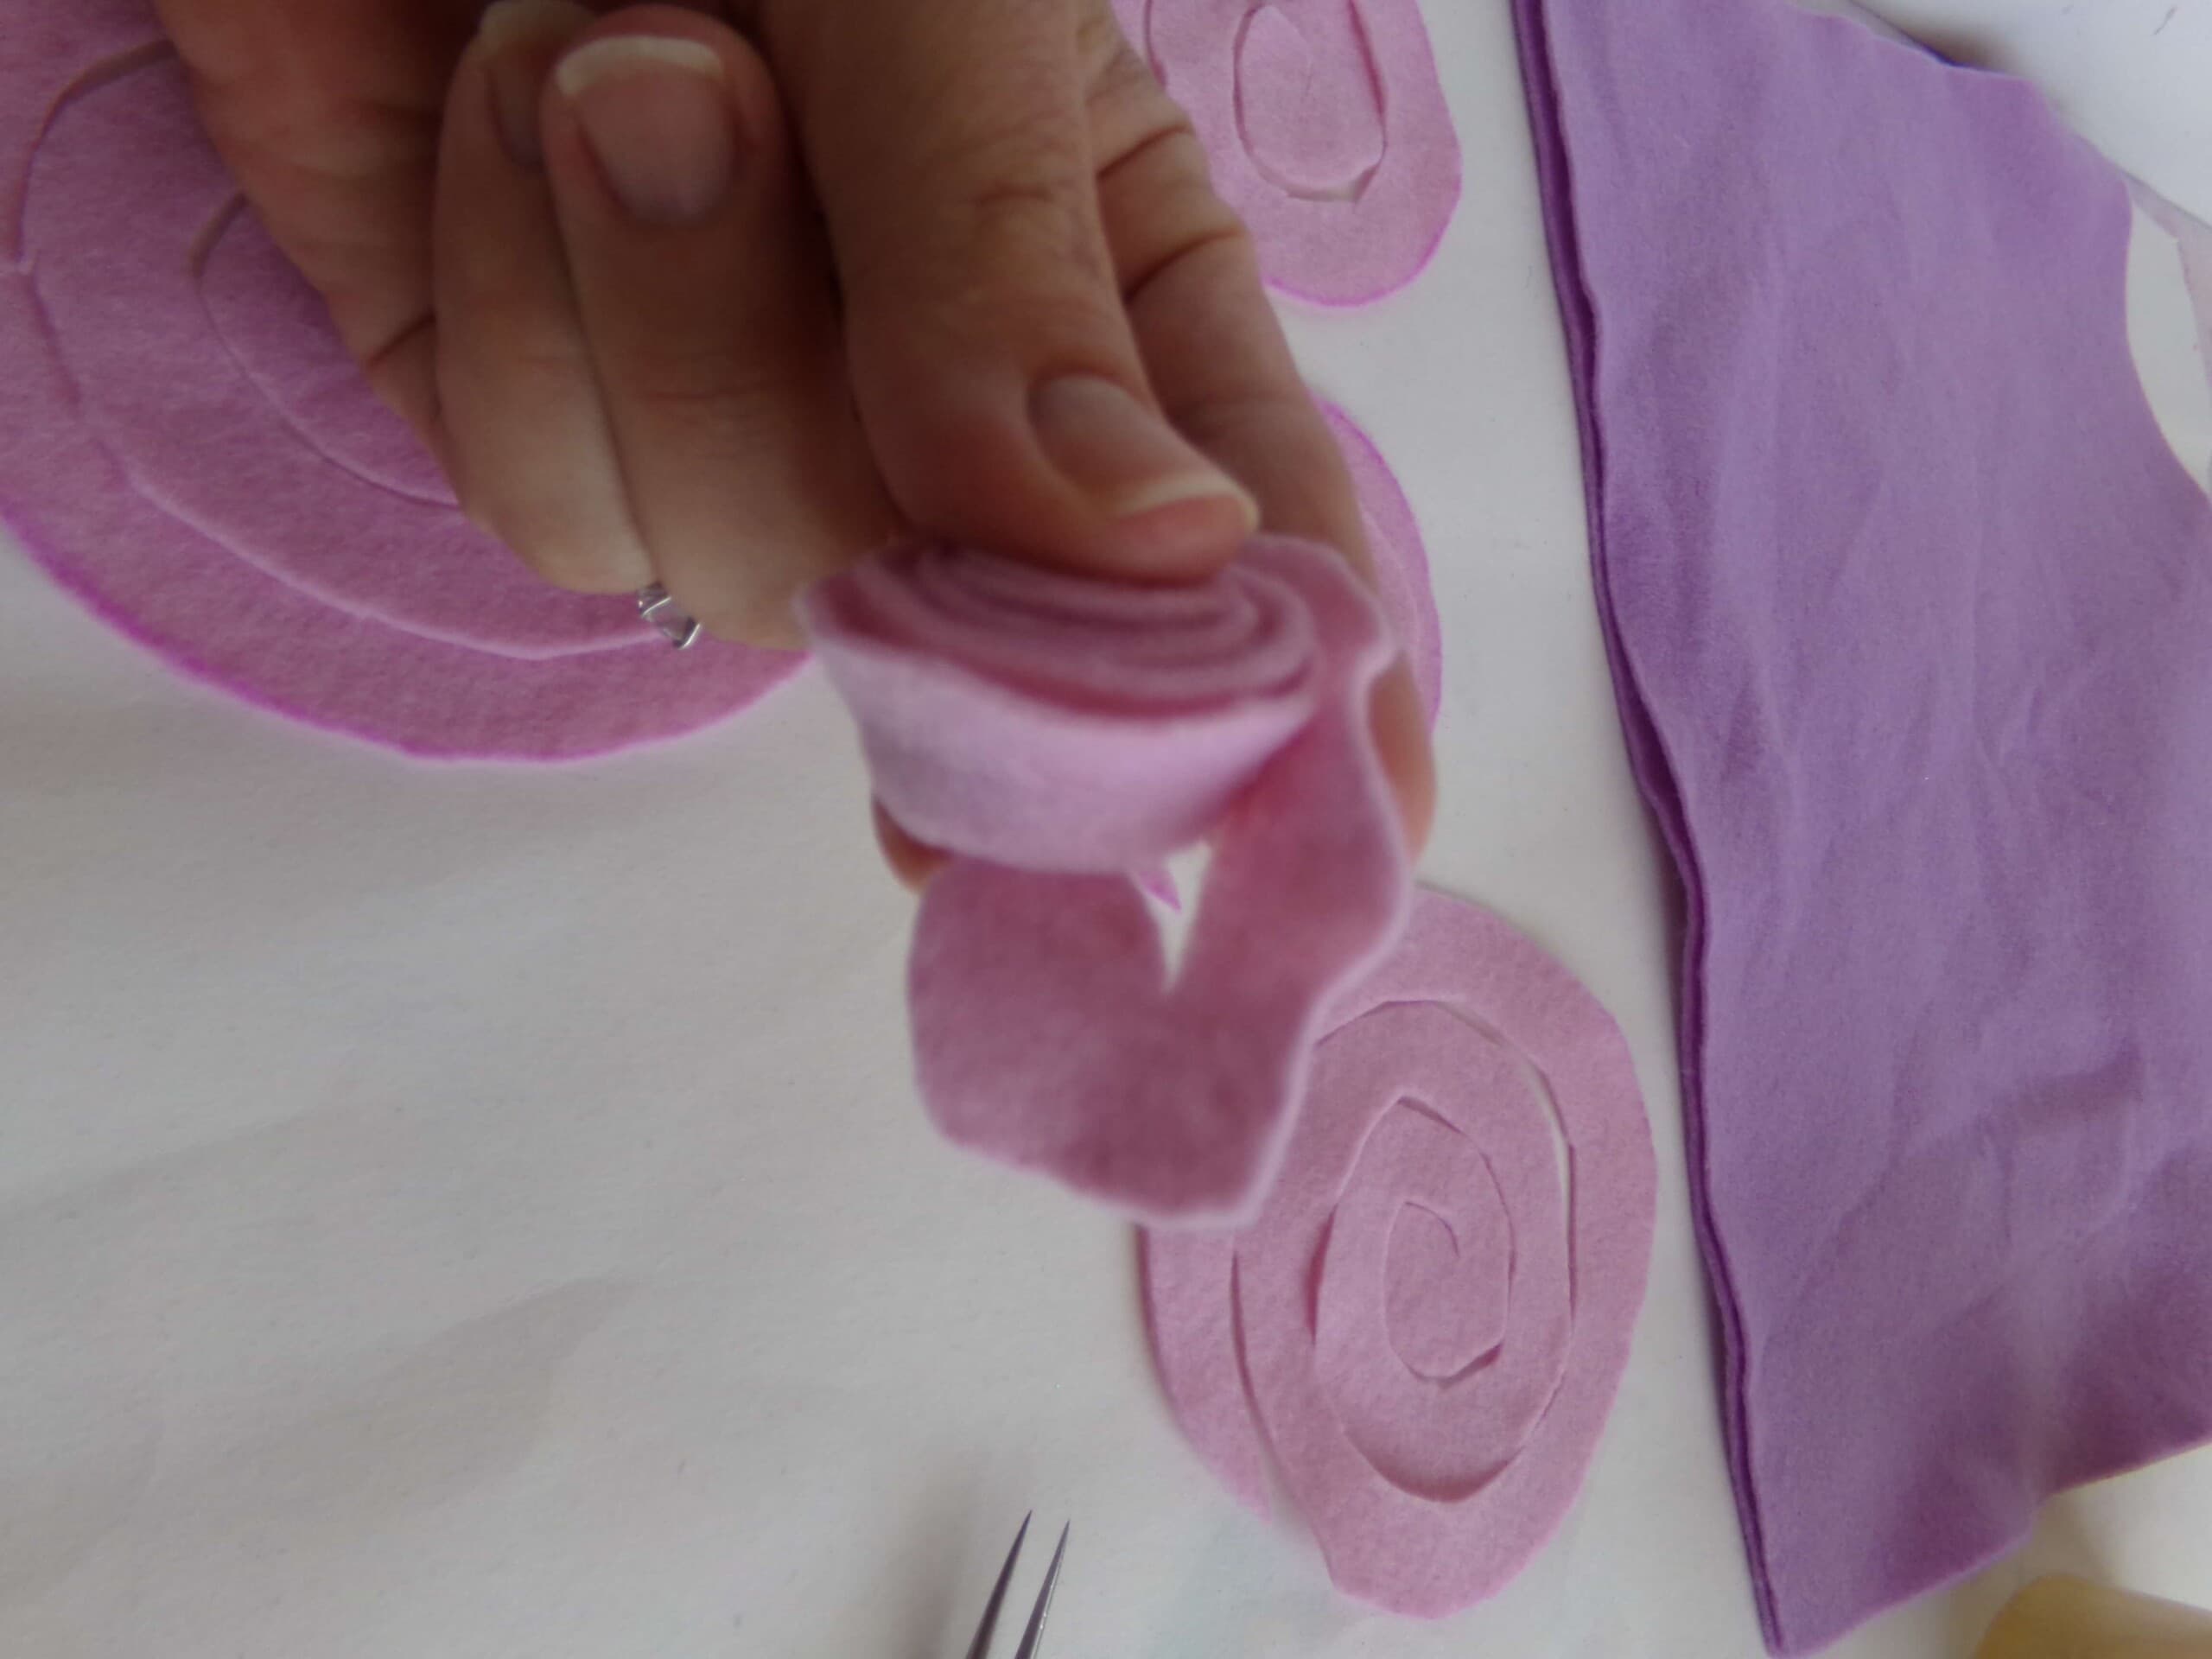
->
<box><xmin>637</xmin><ymin>583</ymin><xmax>702</xmax><ymax>650</ymax></box>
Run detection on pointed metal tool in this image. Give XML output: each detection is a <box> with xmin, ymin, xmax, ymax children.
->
<box><xmin>1010</xmin><ymin>1522</ymin><xmax>1068</xmax><ymax>1659</ymax></box>
<box><xmin>961</xmin><ymin>1515</ymin><xmax>1067</xmax><ymax>1658</ymax></box>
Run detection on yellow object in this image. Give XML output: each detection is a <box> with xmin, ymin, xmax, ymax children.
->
<box><xmin>1977</xmin><ymin>1578</ymin><xmax>2212</xmax><ymax>1659</ymax></box>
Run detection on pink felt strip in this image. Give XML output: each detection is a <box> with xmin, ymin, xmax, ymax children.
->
<box><xmin>1142</xmin><ymin>888</ymin><xmax>1656</xmax><ymax>1615</ymax></box>
<box><xmin>803</xmin><ymin>539</ymin><xmax>1410</xmax><ymax>1222</ymax></box>
<box><xmin>1323</xmin><ymin>398</ymin><xmax>1442</xmax><ymax>722</ymax></box>
<box><xmin>1128</xmin><ymin>0</ymin><xmax>1463</xmax><ymax>305</ymax></box>
<box><xmin>0</xmin><ymin>4</ymin><xmax>801</xmax><ymax>759</ymax></box>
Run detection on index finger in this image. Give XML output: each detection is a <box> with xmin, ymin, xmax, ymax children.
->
<box><xmin>1083</xmin><ymin>38</ymin><xmax>1370</xmax><ymax>570</ymax></box>
<box><xmin>1084</xmin><ymin>38</ymin><xmax>1434</xmax><ymax>849</ymax></box>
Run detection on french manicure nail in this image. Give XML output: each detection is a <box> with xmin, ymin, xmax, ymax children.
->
<box><xmin>480</xmin><ymin>0</ymin><xmax>591</xmax><ymax>168</ymax></box>
<box><xmin>1031</xmin><ymin>375</ymin><xmax>1260</xmax><ymax>529</ymax></box>
<box><xmin>556</xmin><ymin>35</ymin><xmax>734</xmax><ymax>226</ymax></box>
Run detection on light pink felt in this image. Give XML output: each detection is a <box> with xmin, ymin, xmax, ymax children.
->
<box><xmin>1323</xmin><ymin>399</ymin><xmax>1442</xmax><ymax>722</ymax></box>
<box><xmin>1142</xmin><ymin>888</ymin><xmax>1656</xmax><ymax>1616</ymax></box>
<box><xmin>803</xmin><ymin>539</ymin><xmax>1410</xmax><ymax>1223</ymax></box>
<box><xmin>1128</xmin><ymin>0</ymin><xmax>1462</xmax><ymax>305</ymax></box>
<box><xmin>0</xmin><ymin>6</ymin><xmax>800</xmax><ymax>759</ymax></box>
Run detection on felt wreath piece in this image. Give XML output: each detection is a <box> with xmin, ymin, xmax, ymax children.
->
<box><xmin>1141</xmin><ymin>888</ymin><xmax>1656</xmax><ymax>1616</ymax></box>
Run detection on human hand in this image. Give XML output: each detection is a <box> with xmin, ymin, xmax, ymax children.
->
<box><xmin>152</xmin><ymin>0</ymin><xmax>1433</xmax><ymax>851</ymax></box>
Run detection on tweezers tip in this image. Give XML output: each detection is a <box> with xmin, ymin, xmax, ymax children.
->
<box><xmin>1012</xmin><ymin>1523</ymin><xmax>1069</xmax><ymax>1659</ymax></box>
<box><xmin>963</xmin><ymin>1516</ymin><xmax>1034</xmax><ymax>1659</ymax></box>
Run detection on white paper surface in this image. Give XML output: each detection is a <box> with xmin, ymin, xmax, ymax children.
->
<box><xmin>3</xmin><ymin>3</ymin><xmax>2209</xmax><ymax>1655</ymax></box>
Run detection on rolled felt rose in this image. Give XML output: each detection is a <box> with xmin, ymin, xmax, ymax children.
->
<box><xmin>1141</xmin><ymin>889</ymin><xmax>1656</xmax><ymax>1614</ymax></box>
<box><xmin>802</xmin><ymin>537</ymin><xmax>1411</xmax><ymax>1222</ymax></box>
<box><xmin>801</xmin><ymin>543</ymin><xmax>1322</xmax><ymax>872</ymax></box>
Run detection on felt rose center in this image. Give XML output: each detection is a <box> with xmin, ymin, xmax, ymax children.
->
<box><xmin>1382</xmin><ymin>1189</ymin><xmax>1510</xmax><ymax>1380</ymax></box>
<box><xmin>1235</xmin><ymin>1</ymin><xmax>1385</xmax><ymax>200</ymax></box>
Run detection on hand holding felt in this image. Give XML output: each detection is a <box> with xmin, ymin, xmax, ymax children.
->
<box><xmin>803</xmin><ymin>538</ymin><xmax>1412</xmax><ymax>1222</ymax></box>
<box><xmin>0</xmin><ymin>0</ymin><xmax>802</xmax><ymax>758</ymax></box>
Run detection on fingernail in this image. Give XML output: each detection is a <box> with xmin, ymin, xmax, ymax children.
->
<box><xmin>1031</xmin><ymin>375</ymin><xmax>1260</xmax><ymax>529</ymax></box>
<box><xmin>556</xmin><ymin>35</ymin><xmax>734</xmax><ymax>226</ymax></box>
<box><xmin>480</xmin><ymin>0</ymin><xmax>591</xmax><ymax>168</ymax></box>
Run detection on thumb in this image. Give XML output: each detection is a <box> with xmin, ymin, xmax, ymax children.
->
<box><xmin>762</xmin><ymin>0</ymin><xmax>1256</xmax><ymax>579</ymax></box>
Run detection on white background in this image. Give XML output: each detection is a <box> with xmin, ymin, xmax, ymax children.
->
<box><xmin>3</xmin><ymin>2</ymin><xmax>2209</xmax><ymax>1654</ymax></box>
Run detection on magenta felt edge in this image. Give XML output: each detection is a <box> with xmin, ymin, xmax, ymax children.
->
<box><xmin>1</xmin><ymin>501</ymin><xmax>799</xmax><ymax>767</ymax></box>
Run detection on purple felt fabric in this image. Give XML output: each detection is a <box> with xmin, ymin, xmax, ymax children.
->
<box><xmin>1118</xmin><ymin>0</ymin><xmax>1461</xmax><ymax>306</ymax></box>
<box><xmin>1142</xmin><ymin>887</ymin><xmax>1656</xmax><ymax>1615</ymax></box>
<box><xmin>803</xmin><ymin>540</ymin><xmax>1409</xmax><ymax>1222</ymax></box>
<box><xmin>1515</xmin><ymin>0</ymin><xmax>2212</xmax><ymax>1649</ymax></box>
<box><xmin>1</xmin><ymin>0</ymin><xmax>799</xmax><ymax>759</ymax></box>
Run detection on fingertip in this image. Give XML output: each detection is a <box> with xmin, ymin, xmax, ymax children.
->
<box><xmin>1025</xmin><ymin>372</ymin><xmax>1258</xmax><ymax>575</ymax></box>
<box><xmin>435</xmin><ymin>0</ymin><xmax>654</xmax><ymax>597</ymax></box>
<box><xmin>1370</xmin><ymin>661</ymin><xmax>1437</xmax><ymax>857</ymax></box>
<box><xmin>874</xmin><ymin>800</ymin><xmax>948</xmax><ymax>891</ymax></box>
<box><xmin>474</xmin><ymin>0</ymin><xmax>594</xmax><ymax>168</ymax></box>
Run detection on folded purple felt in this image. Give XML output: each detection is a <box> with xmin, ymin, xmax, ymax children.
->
<box><xmin>1515</xmin><ymin>0</ymin><xmax>2212</xmax><ymax>1649</ymax></box>
<box><xmin>1116</xmin><ymin>0</ymin><xmax>1461</xmax><ymax>305</ymax></box>
<box><xmin>803</xmin><ymin>540</ymin><xmax>1409</xmax><ymax>1223</ymax></box>
<box><xmin>1143</xmin><ymin>887</ymin><xmax>1655</xmax><ymax>1615</ymax></box>
<box><xmin>0</xmin><ymin>0</ymin><xmax>798</xmax><ymax>760</ymax></box>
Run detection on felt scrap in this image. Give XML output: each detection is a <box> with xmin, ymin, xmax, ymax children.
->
<box><xmin>1515</xmin><ymin>0</ymin><xmax>2212</xmax><ymax>1649</ymax></box>
<box><xmin>0</xmin><ymin>0</ymin><xmax>799</xmax><ymax>760</ymax></box>
<box><xmin>1141</xmin><ymin>887</ymin><xmax>1656</xmax><ymax>1616</ymax></box>
<box><xmin>1122</xmin><ymin>0</ymin><xmax>1462</xmax><ymax>306</ymax></box>
<box><xmin>802</xmin><ymin>539</ymin><xmax>1409</xmax><ymax>1223</ymax></box>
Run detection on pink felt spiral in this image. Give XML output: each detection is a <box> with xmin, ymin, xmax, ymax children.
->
<box><xmin>1141</xmin><ymin>889</ymin><xmax>1656</xmax><ymax>1612</ymax></box>
<box><xmin>0</xmin><ymin>0</ymin><xmax>798</xmax><ymax>760</ymax></box>
<box><xmin>1120</xmin><ymin>0</ymin><xmax>1463</xmax><ymax>305</ymax></box>
<box><xmin>804</xmin><ymin>537</ymin><xmax>1412</xmax><ymax>1221</ymax></box>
